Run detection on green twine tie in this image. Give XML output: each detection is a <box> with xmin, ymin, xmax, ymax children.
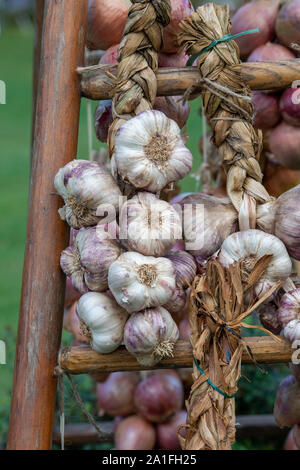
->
<box><xmin>186</xmin><ymin>28</ymin><xmax>259</xmax><ymax>66</ymax></box>
<box><xmin>193</xmin><ymin>357</ymin><xmax>235</xmax><ymax>399</ymax></box>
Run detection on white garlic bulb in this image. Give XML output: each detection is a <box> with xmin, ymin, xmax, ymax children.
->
<box><xmin>60</xmin><ymin>226</ymin><xmax>121</xmax><ymax>294</ymax></box>
<box><xmin>218</xmin><ymin>229</ymin><xmax>292</xmax><ymax>299</ymax></box>
<box><xmin>278</xmin><ymin>288</ymin><xmax>300</xmax><ymax>329</ymax></box>
<box><xmin>108</xmin><ymin>252</ymin><xmax>176</xmax><ymax>313</ymax></box>
<box><xmin>124</xmin><ymin>307</ymin><xmax>179</xmax><ymax>367</ymax></box>
<box><xmin>76</xmin><ymin>292</ymin><xmax>128</xmax><ymax>354</ymax></box>
<box><xmin>119</xmin><ymin>192</ymin><xmax>182</xmax><ymax>257</ymax></box>
<box><xmin>54</xmin><ymin>159</ymin><xmax>121</xmax><ymax>229</ymax></box>
<box><xmin>179</xmin><ymin>193</ymin><xmax>238</xmax><ymax>264</ymax></box>
<box><xmin>165</xmin><ymin>250</ymin><xmax>197</xmax><ymax>288</ymax></box>
<box><xmin>114</xmin><ymin>110</ymin><xmax>193</xmax><ymax>193</ymax></box>
<box><xmin>283</xmin><ymin>319</ymin><xmax>300</xmax><ymax>344</ymax></box>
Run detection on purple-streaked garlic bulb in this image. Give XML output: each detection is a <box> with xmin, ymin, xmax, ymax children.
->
<box><xmin>108</xmin><ymin>252</ymin><xmax>176</xmax><ymax>313</ymax></box>
<box><xmin>218</xmin><ymin>230</ymin><xmax>292</xmax><ymax>299</ymax></box>
<box><xmin>278</xmin><ymin>288</ymin><xmax>300</xmax><ymax>329</ymax></box>
<box><xmin>114</xmin><ymin>110</ymin><xmax>193</xmax><ymax>193</ymax></box>
<box><xmin>163</xmin><ymin>286</ymin><xmax>186</xmax><ymax>314</ymax></box>
<box><xmin>60</xmin><ymin>226</ymin><xmax>121</xmax><ymax>294</ymax></box>
<box><xmin>179</xmin><ymin>193</ymin><xmax>238</xmax><ymax>264</ymax></box>
<box><xmin>283</xmin><ymin>319</ymin><xmax>300</xmax><ymax>344</ymax></box>
<box><xmin>124</xmin><ymin>307</ymin><xmax>179</xmax><ymax>367</ymax></box>
<box><xmin>274</xmin><ymin>375</ymin><xmax>300</xmax><ymax>427</ymax></box>
<box><xmin>119</xmin><ymin>192</ymin><xmax>182</xmax><ymax>257</ymax></box>
<box><xmin>273</xmin><ymin>185</ymin><xmax>300</xmax><ymax>261</ymax></box>
<box><xmin>54</xmin><ymin>159</ymin><xmax>121</xmax><ymax>229</ymax></box>
<box><xmin>154</xmin><ymin>96</ymin><xmax>190</xmax><ymax>129</ymax></box>
<box><xmin>94</xmin><ymin>99</ymin><xmax>113</xmax><ymax>143</ymax></box>
<box><xmin>165</xmin><ymin>250</ymin><xmax>196</xmax><ymax>289</ymax></box>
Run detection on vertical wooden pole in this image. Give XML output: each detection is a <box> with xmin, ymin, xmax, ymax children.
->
<box><xmin>31</xmin><ymin>0</ymin><xmax>45</xmax><ymax>157</ymax></box>
<box><xmin>7</xmin><ymin>0</ymin><xmax>88</xmax><ymax>450</ymax></box>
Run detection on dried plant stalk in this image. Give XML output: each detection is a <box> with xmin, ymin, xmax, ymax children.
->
<box><xmin>179</xmin><ymin>258</ymin><xmax>280</xmax><ymax>450</ymax></box>
<box><xmin>108</xmin><ymin>0</ymin><xmax>171</xmax><ymax>156</ymax></box>
<box><xmin>178</xmin><ymin>3</ymin><xmax>274</xmax><ymax>230</ymax></box>
<box><xmin>177</xmin><ymin>3</ymin><xmax>283</xmax><ymax>451</ymax></box>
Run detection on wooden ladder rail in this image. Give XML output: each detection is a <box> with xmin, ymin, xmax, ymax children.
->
<box><xmin>7</xmin><ymin>0</ymin><xmax>88</xmax><ymax>450</ymax></box>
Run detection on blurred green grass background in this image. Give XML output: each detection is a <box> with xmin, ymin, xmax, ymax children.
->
<box><xmin>0</xmin><ymin>25</ymin><xmax>289</xmax><ymax>450</ymax></box>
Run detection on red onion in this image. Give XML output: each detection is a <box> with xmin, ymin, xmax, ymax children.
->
<box><xmin>252</xmin><ymin>91</ymin><xmax>280</xmax><ymax>130</ymax></box>
<box><xmin>97</xmin><ymin>372</ymin><xmax>140</xmax><ymax>416</ymax></box>
<box><xmin>231</xmin><ymin>1</ymin><xmax>281</xmax><ymax>58</ymax></box>
<box><xmin>274</xmin><ymin>375</ymin><xmax>300</xmax><ymax>427</ymax></box>
<box><xmin>157</xmin><ymin>410</ymin><xmax>187</xmax><ymax>450</ymax></box>
<box><xmin>115</xmin><ymin>415</ymin><xmax>156</xmax><ymax>450</ymax></box>
<box><xmin>99</xmin><ymin>44</ymin><xmax>119</xmax><ymax>66</ymax></box>
<box><xmin>162</xmin><ymin>0</ymin><xmax>194</xmax><ymax>53</ymax></box>
<box><xmin>87</xmin><ymin>0</ymin><xmax>128</xmax><ymax>51</ymax></box>
<box><xmin>178</xmin><ymin>316</ymin><xmax>190</xmax><ymax>340</ymax></box>
<box><xmin>64</xmin><ymin>277</ymin><xmax>81</xmax><ymax>308</ymax></box>
<box><xmin>289</xmin><ymin>363</ymin><xmax>300</xmax><ymax>382</ymax></box>
<box><xmin>154</xmin><ymin>96</ymin><xmax>190</xmax><ymax>129</ymax></box>
<box><xmin>284</xmin><ymin>427</ymin><xmax>299</xmax><ymax>450</ymax></box>
<box><xmin>280</xmin><ymin>88</ymin><xmax>300</xmax><ymax>127</ymax></box>
<box><xmin>94</xmin><ymin>100</ymin><xmax>113</xmax><ymax>143</ymax></box>
<box><xmin>158</xmin><ymin>50</ymin><xmax>189</xmax><ymax>68</ymax></box>
<box><xmin>294</xmin><ymin>424</ymin><xmax>300</xmax><ymax>449</ymax></box>
<box><xmin>248</xmin><ymin>42</ymin><xmax>295</xmax><ymax>63</ymax></box>
<box><xmin>276</xmin><ymin>0</ymin><xmax>300</xmax><ymax>50</ymax></box>
<box><xmin>263</xmin><ymin>154</ymin><xmax>300</xmax><ymax>197</ymax></box>
<box><xmin>134</xmin><ymin>373</ymin><xmax>184</xmax><ymax>423</ymax></box>
<box><xmin>269</xmin><ymin>122</ymin><xmax>300</xmax><ymax>170</ymax></box>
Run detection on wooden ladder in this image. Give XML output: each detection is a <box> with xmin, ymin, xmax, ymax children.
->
<box><xmin>6</xmin><ymin>0</ymin><xmax>300</xmax><ymax>450</ymax></box>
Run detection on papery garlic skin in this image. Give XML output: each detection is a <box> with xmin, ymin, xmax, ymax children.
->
<box><xmin>278</xmin><ymin>288</ymin><xmax>300</xmax><ymax>329</ymax></box>
<box><xmin>60</xmin><ymin>226</ymin><xmax>121</xmax><ymax>294</ymax></box>
<box><xmin>163</xmin><ymin>286</ymin><xmax>186</xmax><ymax>314</ymax></box>
<box><xmin>124</xmin><ymin>307</ymin><xmax>179</xmax><ymax>367</ymax></box>
<box><xmin>165</xmin><ymin>250</ymin><xmax>196</xmax><ymax>288</ymax></box>
<box><xmin>180</xmin><ymin>193</ymin><xmax>238</xmax><ymax>263</ymax></box>
<box><xmin>273</xmin><ymin>185</ymin><xmax>300</xmax><ymax>261</ymax></box>
<box><xmin>283</xmin><ymin>319</ymin><xmax>300</xmax><ymax>344</ymax></box>
<box><xmin>218</xmin><ymin>229</ymin><xmax>292</xmax><ymax>299</ymax></box>
<box><xmin>119</xmin><ymin>192</ymin><xmax>182</xmax><ymax>257</ymax></box>
<box><xmin>108</xmin><ymin>252</ymin><xmax>176</xmax><ymax>313</ymax></box>
<box><xmin>76</xmin><ymin>292</ymin><xmax>128</xmax><ymax>354</ymax></box>
<box><xmin>54</xmin><ymin>159</ymin><xmax>121</xmax><ymax>229</ymax></box>
<box><xmin>114</xmin><ymin>110</ymin><xmax>193</xmax><ymax>193</ymax></box>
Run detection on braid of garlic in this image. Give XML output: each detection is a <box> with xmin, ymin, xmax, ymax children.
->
<box><xmin>108</xmin><ymin>0</ymin><xmax>171</xmax><ymax>157</ymax></box>
<box><xmin>178</xmin><ymin>3</ymin><xmax>272</xmax><ymax>230</ymax></box>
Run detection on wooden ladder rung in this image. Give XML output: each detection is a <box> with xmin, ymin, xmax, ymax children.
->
<box><xmin>59</xmin><ymin>337</ymin><xmax>292</xmax><ymax>375</ymax></box>
<box><xmin>80</xmin><ymin>60</ymin><xmax>300</xmax><ymax>100</ymax></box>
<box><xmin>52</xmin><ymin>414</ymin><xmax>286</xmax><ymax>446</ymax></box>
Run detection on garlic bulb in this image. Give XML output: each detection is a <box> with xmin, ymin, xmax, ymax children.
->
<box><xmin>60</xmin><ymin>226</ymin><xmax>121</xmax><ymax>294</ymax></box>
<box><xmin>114</xmin><ymin>110</ymin><xmax>193</xmax><ymax>193</ymax></box>
<box><xmin>124</xmin><ymin>307</ymin><xmax>179</xmax><ymax>366</ymax></box>
<box><xmin>163</xmin><ymin>286</ymin><xmax>186</xmax><ymax>314</ymax></box>
<box><xmin>165</xmin><ymin>250</ymin><xmax>196</xmax><ymax>288</ymax></box>
<box><xmin>278</xmin><ymin>289</ymin><xmax>300</xmax><ymax>329</ymax></box>
<box><xmin>119</xmin><ymin>192</ymin><xmax>182</xmax><ymax>257</ymax></box>
<box><xmin>76</xmin><ymin>292</ymin><xmax>128</xmax><ymax>354</ymax></box>
<box><xmin>180</xmin><ymin>193</ymin><xmax>238</xmax><ymax>263</ymax></box>
<box><xmin>283</xmin><ymin>320</ymin><xmax>300</xmax><ymax>344</ymax></box>
<box><xmin>273</xmin><ymin>185</ymin><xmax>300</xmax><ymax>261</ymax></box>
<box><xmin>54</xmin><ymin>159</ymin><xmax>121</xmax><ymax>229</ymax></box>
<box><xmin>218</xmin><ymin>230</ymin><xmax>292</xmax><ymax>299</ymax></box>
<box><xmin>108</xmin><ymin>252</ymin><xmax>175</xmax><ymax>313</ymax></box>
<box><xmin>257</xmin><ymin>302</ymin><xmax>282</xmax><ymax>335</ymax></box>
